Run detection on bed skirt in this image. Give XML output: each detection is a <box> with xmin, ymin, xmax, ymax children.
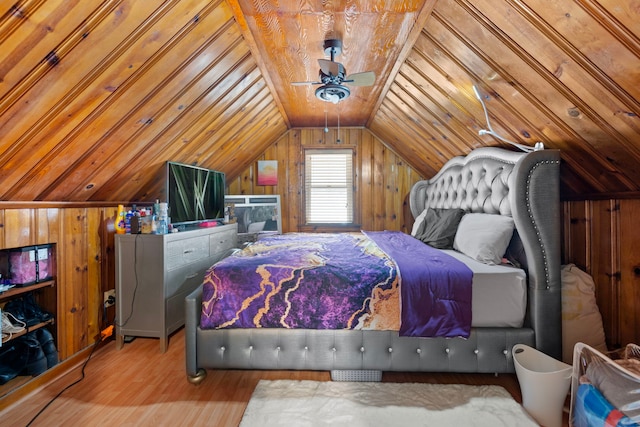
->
<box><xmin>185</xmin><ymin>285</ymin><xmax>534</xmax><ymax>383</ymax></box>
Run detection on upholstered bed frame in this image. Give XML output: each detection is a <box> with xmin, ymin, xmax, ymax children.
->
<box><xmin>185</xmin><ymin>147</ymin><xmax>561</xmax><ymax>384</ymax></box>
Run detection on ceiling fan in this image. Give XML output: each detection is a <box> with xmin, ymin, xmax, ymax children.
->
<box><xmin>292</xmin><ymin>39</ymin><xmax>375</xmax><ymax>104</ymax></box>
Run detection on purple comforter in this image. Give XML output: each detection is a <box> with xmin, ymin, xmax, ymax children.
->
<box><xmin>200</xmin><ymin>231</ymin><xmax>473</xmax><ymax>338</ymax></box>
<box><xmin>364</xmin><ymin>231</ymin><xmax>473</xmax><ymax>338</ymax></box>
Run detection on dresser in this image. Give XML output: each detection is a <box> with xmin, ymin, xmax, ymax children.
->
<box><xmin>115</xmin><ymin>224</ymin><xmax>237</xmax><ymax>352</ymax></box>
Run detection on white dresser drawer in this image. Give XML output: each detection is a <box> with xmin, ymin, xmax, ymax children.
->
<box><xmin>166</xmin><ymin>266</ymin><xmax>205</xmax><ymax>298</ymax></box>
<box><xmin>166</xmin><ymin>235</ymin><xmax>209</xmax><ymax>270</ymax></box>
<box><xmin>209</xmin><ymin>228</ymin><xmax>236</xmax><ymax>258</ymax></box>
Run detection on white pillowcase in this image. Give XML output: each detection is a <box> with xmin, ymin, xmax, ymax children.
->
<box><xmin>411</xmin><ymin>208</ymin><xmax>428</xmax><ymax>237</ymax></box>
<box><xmin>453</xmin><ymin>213</ymin><xmax>515</xmax><ymax>265</ymax></box>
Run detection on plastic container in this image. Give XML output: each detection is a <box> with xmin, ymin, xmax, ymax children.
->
<box><xmin>570</xmin><ymin>343</ymin><xmax>640</xmax><ymax>426</ymax></box>
<box><xmin>0</xmin><ymin>244</ymin><xmax>55</xmax><ymax>286</ymax></box>
<box><xmin>115</xmin><ymin>204</ymin><xmax>126</xmax><ymax>234</ymax></box>
<box><xmin>513</xmin><ymin>343</ymin><xmax>572</xmax><ymax>427</ymax></box>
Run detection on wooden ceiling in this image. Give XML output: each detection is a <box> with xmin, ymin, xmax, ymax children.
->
<box><xmin>232</xmin><ymin>0</ymin><xmax>433</xmax><ymax>128</ymax></box>
<box><xmin>1</xmin><ymin>0</ymin><xmax>639</xmax><ymax>201</ymax></box>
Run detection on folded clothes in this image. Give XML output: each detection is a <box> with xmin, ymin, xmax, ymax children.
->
<box><xmin>587</xmin><ymin>355</ymin><xmax>640</xmax><ymax>420</ymax></box>
<box><xmin>574</xmin><ymin>384</ymin><xmax>636</xmax><ymax>427</ymax></box>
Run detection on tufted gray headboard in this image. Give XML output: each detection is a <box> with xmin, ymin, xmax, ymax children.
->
<box><xmin>409</xmin><ymin>147</ymin><xmax>562</xmax><ymax>359</ymax></box>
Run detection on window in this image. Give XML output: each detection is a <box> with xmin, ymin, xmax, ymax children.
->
<box><xmin>305</xmin><ymin>149</ymin><xmax>354</xmax><ymax>223</ymax></box>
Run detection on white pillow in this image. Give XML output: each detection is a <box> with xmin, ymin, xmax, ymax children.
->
<box><xmin>411</xmin><ymin>208</ymin><xmax>428</xmax><ymax>237</ymax></box>
<box><xmin>453</xmin><ymin>213</ymin><xmax>514</xmax><ymax>265</ymax></box>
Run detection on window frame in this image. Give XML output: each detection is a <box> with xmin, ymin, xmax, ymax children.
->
<box><xmin>303</xmin><ymin>148</ymin><xmax>355</xmax><ymax>225</ymax></box>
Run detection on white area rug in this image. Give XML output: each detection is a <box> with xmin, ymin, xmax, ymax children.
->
<box><xmin>240</xmin><ymin>379</ymin><xmax>537</xmax><ymax>426</ymax></box>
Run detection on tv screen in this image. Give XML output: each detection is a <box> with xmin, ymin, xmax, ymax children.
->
<box><xmin>166</xmin><ymin>162</ymin><xmax>225</xmax><ymax>226</ymax></box>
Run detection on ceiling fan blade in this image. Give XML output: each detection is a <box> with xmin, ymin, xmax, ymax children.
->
<box><xmin>345</xmin><ymin>71</ymin><xmax>375</xmax><ymax>87</ymax></box>
<box><xmin>318</xmin><ymin>59</ymin><xmax>341</xmax><ymax>76</ymax></box>
<box><xmin>291</xmin><ymin>81</ymin><xmax>321</xmax><ymax>86</ymax></box>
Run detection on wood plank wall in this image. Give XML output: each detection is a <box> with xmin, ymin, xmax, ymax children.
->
<box><xmin>227</xmin><ymin>127</ymin><xmax>424</xmax><ymax>233</ymax></box>
<box><xmin>562</xmin><ymin>199</ymin><xmax>640</xmax><ymax>349</ymax></box>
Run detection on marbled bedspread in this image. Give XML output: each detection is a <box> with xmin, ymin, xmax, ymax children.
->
<box><xmin>200</xmin><ymin>231</ymin><xmax>472</xmax><ymax>337</ymax></box>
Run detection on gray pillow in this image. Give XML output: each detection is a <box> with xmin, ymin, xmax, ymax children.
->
<box><xmin>413</xmin><ymin>208</ymin><xmax>466</xmax><ymax>249</ymax></box>
<box><xmin>453</xmin><ymin>213</ymin><xmax>515</xmax><ymax>265</ymax></box>
<box><xmin>411</xmin><ymin>208</ymin><xmax>428</xmax><ymax>237</ymax></box>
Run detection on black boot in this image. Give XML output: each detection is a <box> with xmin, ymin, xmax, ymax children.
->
<box><xmin>36</xmin><ymin>328</ymin><xmax>58</xmax><ymax>368</ymax></box>
<box><xmin>0</xmin><ymin>341</ymin><xmax>25</xmax><ymax>384</ymax></box>
<box><xmin>23</xmin><ymin>292</ymin><xmax>53</xmax><ymax>323</ymax></box>
<box><xmin>21</xmin><ymin>332</ymin><xmax>47</xmax><ymax>376</ymax></box>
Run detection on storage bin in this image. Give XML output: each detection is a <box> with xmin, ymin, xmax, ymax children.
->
<box><xmin>513</xmin><ymin>343</ymin><xmax>572</xmax><ymax>427</ymax></box>
<box><xmin>570</xmin><ymin>343</ymin><xmax>640</xmax><ymax>426</ymax></box>
<box><xmin>0</xmin><ymin>244</ymin><xmax>55</xmax><ymax>286</ymax></box>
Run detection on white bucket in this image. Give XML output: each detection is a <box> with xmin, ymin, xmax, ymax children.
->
<box><xmin>513</xmin><ymin>344</ymin><xmax>572</xmax><ymax>427</ymax></box>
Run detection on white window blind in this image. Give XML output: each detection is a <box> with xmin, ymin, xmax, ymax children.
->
<box><xmin>305</xmin><ymin>149</ymin><xmax>354</xmax><ymax>223</ymax></box>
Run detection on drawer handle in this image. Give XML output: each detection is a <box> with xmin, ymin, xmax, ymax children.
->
<box><xmin>183</xmin><ymin>249</ymin><xmax>194</xmax><ymax>254</ymax></box>
<box><xmin>185</xmin><ymin>273</ymin><xmax>198</xmax><ymax>279</ymax></box>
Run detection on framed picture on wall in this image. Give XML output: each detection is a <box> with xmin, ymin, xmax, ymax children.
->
<box><xmin>257</xmin><ymin>160</ymin><xmax>278</xmax><ymax>185</ymax></box>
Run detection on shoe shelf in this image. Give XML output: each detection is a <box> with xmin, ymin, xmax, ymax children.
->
<box><xmin>0</xmin><ymin>279</ymin><xmax>55</xmax><ymax>300</ymax></box>
<box><xmin>1</xmin><ymin>318</ymin><xmax>55</xmax><ymax>345</ymax></box>
<box><xmin>0</xmin><ymin>245</ymin><xmax>58</xmax><ymax>400</ymax></box>
<box><xmin>1</xmin><ymin>279</ymin><xmax>56</xmax><ymax>343</ymax></box>
<box><xmin>0</xmin><ymin>375</ymin><xmax>31</xmax><ymax>396</ymax></box>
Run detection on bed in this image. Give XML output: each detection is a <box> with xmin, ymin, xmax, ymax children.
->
<box><xmin>185</xmin><ymin>147</ymin><xmax>561</xmax><ymax>384</ymax></box>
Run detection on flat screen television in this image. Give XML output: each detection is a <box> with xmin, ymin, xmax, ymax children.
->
<box><xmin>166</xmin><ymin>162</ymin><xmax>226</xmax><ymax>226</ymax></box>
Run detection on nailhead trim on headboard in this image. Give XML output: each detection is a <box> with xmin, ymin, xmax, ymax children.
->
<box><xmin>525</xmin><ymin>159</ymin><xmax>561</xmax><ymax>290</ymax></box>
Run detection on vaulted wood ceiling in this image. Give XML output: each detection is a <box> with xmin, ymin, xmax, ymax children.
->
<box><xmin>1</xmin><ymin>0</ymin><xmax>639</xmax><ymax>202</ymax></box>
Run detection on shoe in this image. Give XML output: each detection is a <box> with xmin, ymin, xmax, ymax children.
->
<box><xmin>36</xmin><ymin>328</ymin><xmax>58</xmax><ymax>368</ymax></box>
<box><xmin>2</xmin><ymin>311</ymin><xmax>26</xmax><ymax>340</ymax></box>
<box><xmin>23</xmin><ymin>293</ymin><xmax>53</xmax><ymax>323</ymax></box>
<box><xmin>3</xmin><ymin>298</ymin><xmax>35</xmax><ymax>327</ymax></box>
<box><xmin>0</xmin><ymin>331</ymin><xmax>49</xmax><ymax>382</ymax></box>
<box><xmin>4</xmin><ymin>294</ymin><xmax>52</xmax><ymax>327</ymax></box>
<box><xmin>21</xmin><ymin>332</ymin><xmax>47</xmax><ymax>376</ymax></box>
<box><xmin>0</xmin><ymin>342</ymin><xmax>24</xmax><ymax>384</ymax></box>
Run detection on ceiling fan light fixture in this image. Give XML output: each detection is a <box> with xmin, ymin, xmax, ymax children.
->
<box><xmin>292</xmin><ymin>38</ymin><xmax>374</xmax><ymax>104</ymax></box>
<box><xmin>315</xmin><ymin>83</ymin><xmax>350</xmax><ymax>104</ymax></box>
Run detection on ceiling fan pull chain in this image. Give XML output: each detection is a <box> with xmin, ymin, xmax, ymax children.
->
<box><xmin>337</xmin><ymin>108</ymin><xmax>341</xmax><ymax>144</ymax></box>
<box><xmin>324</xmin><ymin>110</ymin><xmax>329</xmax><ymax>133</ymax></box>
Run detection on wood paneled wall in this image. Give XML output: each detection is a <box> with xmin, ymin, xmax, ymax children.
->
<box><xmin>227</xmin><ymin>127</ymin><xmax>424</xmax><ymax>233</ymax></box>
<box><xmin>0</xmin><ymin>205</ymin><xmax>116</xmax><ymax>361</ymax></box>
<box><xmin>562</xmin><ymin>199</ymin><xmax>640</xmax><ymax>349</ymax></box>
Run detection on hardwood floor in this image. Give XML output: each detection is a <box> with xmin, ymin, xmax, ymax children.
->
<box><xmin>1</xmin><ymin>329</ymin><xmax>567</xmax><ymax>426</ymax></box>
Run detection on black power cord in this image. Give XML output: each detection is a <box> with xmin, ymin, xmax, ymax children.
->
<box><xmin>24</xmin><ymin>234</ymin><xmax>141</xmax><ymax>425</ymax></box>
<box><xmin>25</xmin><ymin>294</ymin><xmax>115</xmax><ymax>426</ymax></box>
<box><xmin>25</xmin><ymin>337</ymin><xmax>101</xmax><ymax>427</ymax></box>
